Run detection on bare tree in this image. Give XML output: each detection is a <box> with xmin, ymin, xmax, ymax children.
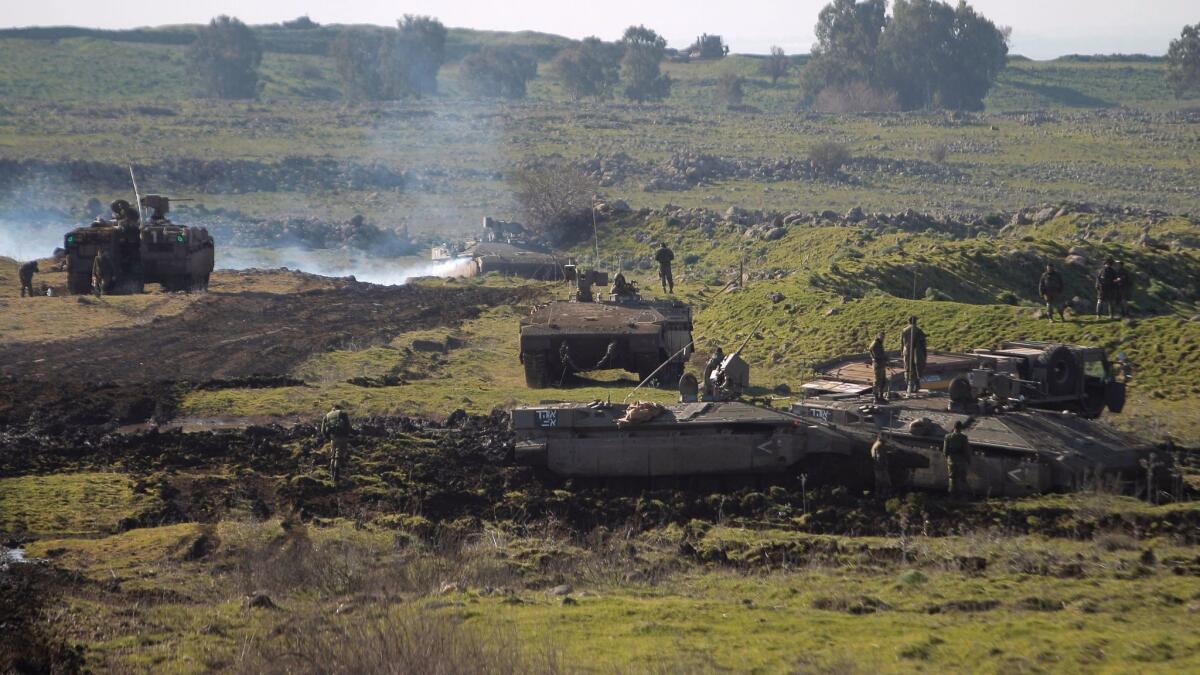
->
<box><xmin>760</xmin><ymin>46</ymin><xmax>790</xmax><ymax>85</ymax></box>
<box><xmin>716</xmin><ymin>73</ymin><xmax>745</xmax><ymax>107</ymax></box>
<box><xmin>510</xmin><ymin>161</ymin><xmax>598</xmax><ymax>246</ymax></box>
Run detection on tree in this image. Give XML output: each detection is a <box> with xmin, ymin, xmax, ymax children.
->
<box><xmin>716</xmin><ymin>73</ymin><xmax>745</xmax><ymax>106</ymax></box>
<box><xmin>330</xmin><ymin>16</ymin><xmax>447</xmax><ymax>101</ymax></box>
<box><xmin>552</xmin><ymin>37</ymin><xmax>620</xmax><ymax>100</ymax></box>
<box><xmin>802</xmin><ymin>0</ymin><xmax>1008</xmax><ymax>110</ymax></box>
<box><xmin>879</xmin><ymin>0</ymin><xmax>1008</xmax><ymax>110</ymax></box>
<box><xmin>460</xmin><ymin>47</ymin><xmax>538</xmax><ymax>99</ymax></box>
<box><xmin>687</xmin><ymin>33</ymin><xmax>729</xmax><ymax>58</ymax></box>
<box><xmin>620</xmin><ymin>25</ymin><xmax>672</xmax><ymax>102</ymax></box>
<box><xmin>510</xmin><ymin>161</ymin><xmax>598</xmax><ymax>246</ymax></box>
<box><xmin>395</xmin><ymin>15</ymin><xmax>447</xmax><ymax>96</ymax></box>
<box><xmin>282</xmin><ymin>16</ymin><xmax>319</xmax><ymax>29</ymax></box>
<box><xmin>188</xmin><ymin>16</ymin><xmax>262</xmax><ymax>99</ymax></box>
<box><xmin>800</xmin><ymin>0</ymin><xmax>887</xmax><ymax>99</ymax></box>
<box><xmin>760</xmin><ymin>46</ymin><xmax>790</xmax><ymax>85</ymax></box>
<box><xmin>808</xmin><ymin>141</ymin><xmax>850</xmax><ymax>175</ymax></box>
<box><xmin>1167</xmin><ymin>23</ymin><xmax>1200</xmax><ymax>98</ymax></box>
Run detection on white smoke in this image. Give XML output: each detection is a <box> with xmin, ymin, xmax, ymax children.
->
<box><xmin>0</xmin><ymin>219</ymin><xmax>65</xmax><ymax>262</ymax></box>
<box><xmin>217</xmin><ymin>246</ymin><xmax>468</xmax><ymax>286</ymax></box>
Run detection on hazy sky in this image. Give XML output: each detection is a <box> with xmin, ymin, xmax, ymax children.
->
<box><xmin>3</xmin><ymin>1</ymin><xmax>1194</xmax><ymax>59</ymax></box>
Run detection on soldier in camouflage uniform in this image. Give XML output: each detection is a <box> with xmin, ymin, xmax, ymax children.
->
<box><xmin>869</xmin><ymin>332</ymin><xmax>888</xmax><ymax>404</ymax></box>
<box><xmin>18</xmin><ymin>260</ymin><xmax>38</xmax><ymax>298</ymax></box>
<box><xmin>92</xmin><ymin>250</ymin><xmax>114</xmax><ymax>297</ymax></box>
<box><xmin>900</xmin><ymin>315</ymin><xmax>926</xmax><ymax>393</ymax></box>
<box><xmin>1038</xmin><ymin>264</ymin><xmax>1065</xmax><ymax>322</ymax></box>
<box><xmin>319</xmin><ymin>404</ymin><xmax>352</xmax><ymax>483</ymax></box>
<box><xmin>702</xmin><ymin>346</ymin><xmax>724</xmax><ymax>400</ymax></box>
<box><xmin>870</xmin><ymin>433</ymin><xmax>894</xmax><ymax>497</ymax></box>
<box><xmin>942</xmin><ymin>420</ymin><xmax>970</xmax><ymax>498</ymax></box>
<box><xmin>654</xmin><ymin>242</ymin><xmax>675</xmax><ymax>294</ymax></box>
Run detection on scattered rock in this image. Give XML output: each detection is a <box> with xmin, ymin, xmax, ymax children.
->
<box><xmin>561</xmin><ymin>596</ymin><xmax>578</xmax><ymax>606</ymax></box>
<box><xmin>244</xmin><ymin>592</ymin><xmax>277</xmax><ymax>609</ymax></box>
<box><xmin>549</xmin><ymin>584</ymin><xmax>572</xmax><ymax>596</ymax></box>
<box><xmin>768</xmin><ymin>292</ymin><xmax>785</xmax><ymax>303</ymax></box>
<box><xmin>438</xmin><ymin>582</ymin><xmax>461</xmax><ymax>595</ymax></box>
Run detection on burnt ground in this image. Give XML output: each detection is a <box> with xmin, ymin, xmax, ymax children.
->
<box><xmin>0</xmin><ymin>282</ymin><xmax>533</xmax><ymax>384</ymax></box>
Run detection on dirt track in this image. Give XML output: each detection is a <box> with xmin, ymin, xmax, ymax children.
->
<box><xmin>0</xmin><ymin>282</ymin><xmax>530</xmax><ymax>384</ymax></box>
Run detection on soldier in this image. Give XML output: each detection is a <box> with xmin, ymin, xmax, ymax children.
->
<box><xmin>942</xmin><ymin>420</ymin><xmax>970</xmax><ymax>498</ymax></box>
<box><xmin>1095</xmin><ymin>257</ymin><xmax>1118</xmax><ymax>319</ymax></box>
<box><xmin>654</xmin><ymin>242</ymin><xmax>675</xmax><ymax>294</ymax></box>
<box><xmin>1038</xmin><ymin>264</ymin><xmax>1065</xmax><ymax>322</ymax></box>
<box><xmin>702</xmin><ymin>346</ymin><xmax>724</xmax><ymax>400</ymax></box>
<box><xmin>610</xmin><ymin>272</ymin><xmax>636</xmax><ymax>299</ymax></box>
<box><xmin>870</xmin><ymin>433</ymin><xmax>894</xmax><ymax>497</ymax></box>
<box><xmin>869</xmin><ymin>331</ymin><xmax>888</xmax><ymax>404</ymax></box>
<box><xmin>18</xmin><ymin>260</ymin><xmax>38</xmax><ymax>298</ymax></box>
<box><xmin>900</xmin><ymin>315</ymin><xmax>927</xmax><ymax>393</ymax></box>
<box><xmin>1114</xmin><ymin>260</ymin><xmax>1133</xmax><ymax>317</ymax></box>
<box><xmin>92</xmin><ymin>250</ymin><xmax>114</xmax><ymax>297</ymax></box>
<box><xmin>319</xmin><ymin>404</ymin><xmax>352</xmax><ymax>483</ymax></box>
<box><xmin>110</xmin><ymin>199</ymin><xmax>139</xmax><ymax>226</ymax></box>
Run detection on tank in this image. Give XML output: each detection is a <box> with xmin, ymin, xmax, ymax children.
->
<box><xmin>62</xmin><ymin>195</ymin><xmax>214</xmax><ymax>295</ymax></box>
<box><xmin>802</xmin><ymin>340</ymin><xmax>1126</xmax><ymax>418</ymax></box>
<box><xmin>791</xmin><ymin>391</ymin><xmax>1165</xmax><ymax>497</ymax></box>
<box><xmin>519</xmin><ymin>273</ymin><xmax>694</xmax><ymax>388</ymax></box>
<box><xmin>511</xmin><ymin>400</ymin><xmax>860</xmax><ymax>480</ymax></box>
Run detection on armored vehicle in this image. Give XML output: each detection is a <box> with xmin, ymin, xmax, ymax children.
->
<box><xmin>511</xmin><ymin>400</ymin><xmax>861</xmax><ymax>481</ymax></box>
<box><xmin>63</xmin><ymin>195</ymin><xmax>214</xmax><ymax>295</ymax></box>
<box><xmin>439</xmin><ymin>241</ymin><xmax>569</xmax><ymax>280</ymax></box>
<box><xmin>803</xmin><ymin>340</ymin><xmax>1125</xmax><ymax>419</ymax></box>
<box><xmin>791</xmin><ymin>392</ymin><xmax>1162</xmax><ymax>497</ymax></box>
<box><xmin>519</xmin><ymin>272</ymin><xmax>694</xmax><ymax>388</ymax></box>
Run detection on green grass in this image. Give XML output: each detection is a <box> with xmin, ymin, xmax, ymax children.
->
<box><xmin>0</xmin><ymin>472</ymin><xmax>159</xmax><ymax>537</ymax></box>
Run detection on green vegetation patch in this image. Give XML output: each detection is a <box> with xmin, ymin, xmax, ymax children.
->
<box><xmin>0</xmin><ymin>472</ymin><xmax>160</xmax><ymax>537</ymax></box>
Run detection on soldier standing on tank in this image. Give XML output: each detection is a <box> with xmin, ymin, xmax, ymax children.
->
<box><xmin>92</xmin><ymin>250</ymin><xmax>114</xmax><ymax>297</ymax></box>
<box><xmin>900</xmin><ymin>315</ymin><xmax>927</xmax><ymax>393</ymax></box>
<box><xmin>1095</xmin><ymin>257</ymin><xmax>1118</xmax><ymax>319</ymax></box>
<box><xmin>1038</xmin><ymin>264</ymin><xmax>1065</xmax><ymax>322</ymax></box>
<box><xmin>319</xmin><ymin>404</ymin><xmax>352</xmax><ymax>483</ymax></box>
<box><xmin>18</xmin><ymin>260</ymin><xmax>38</xmax><ymax>298</ymax></box>
<box><xmin>869</xmin><ymin>331</ymin><xmax>888</xmax><ymax>404</ymax></box>
<box><xmin>943</xmin><ymin>421</ymin><xmax>970</xmax><ymax>499</ymax></box>
<box><xmin>702</xmin><ymin>346</ymin><xmax>724</xmax><ymax>400</ymax></box>
<box><xmin>654</xmin><ymin>242</ymin><xmax>675</xmax><ymax>294</ymax></box>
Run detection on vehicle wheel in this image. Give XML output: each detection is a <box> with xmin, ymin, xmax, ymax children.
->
<box><xmin>1038</xmin><ymin>345</ymin><xmax>1081</xmax><ymax>396</ymax></box>
<box><xmin>522</xmin><ymin>351</ymin><xmax>551</xmax><ymax>388</ymax></box>
<box><xmin>1074</xmin><ymin>391</ymin><xmax>1107</xmax><ymax>418</ymax></box>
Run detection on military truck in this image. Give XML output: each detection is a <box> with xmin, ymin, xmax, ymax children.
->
<box><xmin>802</xmin><ymin>340</ymin><xmax>1125</xmax><ymax>419</ymax></box>
<box><xmin>519</xmin><ymin>269</ymin><xmax>694</xmax><ymax>388</ymax></box>
<box><xmin>63</xmin><ymin>195</ymin><xmax>214</xmax><ymax>295</ymax></box>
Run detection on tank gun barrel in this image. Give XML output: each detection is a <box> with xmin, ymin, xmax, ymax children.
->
<box><xmin>729</xmin><ymin>321</ymin><xmax>762</xmax><ymax>358</ymax></box>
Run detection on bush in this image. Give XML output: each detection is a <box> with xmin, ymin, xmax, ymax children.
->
<box><xmin>188</xmin><ymin>16</ymin><xmax>262</xmax><ymax>99</ymax></box>
<box><xmin>928</xmin><ymin>142</ymin><xmax>949</xmax><ymax>163</ymax></box>
<box><xmin>620</xmin><ymin>26</ymin><xmax>672</xmax><ymax>102</ymax></box>
<box><xmin>552</xmin><ymin>37</ymin><xmax>620</xmax><ymax>100</ymax></box>
<box><xmin>808</xmin><ymin>141</ymin><xmax>851</xmax><ymax>175</ymax></box>
<box><xmin>459</xmin><ymin>47</ymin><xmax>537</xmax><ymax>99</ymax></box>
<box><xmin>510</xmin><ymin>161</ymin><xmax>598</xmax><ymax>246</ymax></box>
<box><xmin>282</xmin><ymin>16</ymin><xmax>319</xmax><ymax>29</ymax></box>
<box><xmin>716</xmin><ymin>73</ymin><xmax>745</xmax><ymax>107</ymax></box>
<box><xmin>330</xmin><ymin>15</ymin><xmax>446</xmax><ymax>101</ymax></box>
<box><xmin>812</xmin><ymin>81</ymin><xmax>900</xmax><ymax>112</ymax></box>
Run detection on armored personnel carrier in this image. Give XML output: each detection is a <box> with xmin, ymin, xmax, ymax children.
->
<box><xmin>791</xmin><ymin>392</ymin><xmax>1162</xmax><ymax>497</ymax></box>
<box><xmin>63</xmin><ymin>195</ymin><xmax>214</xmax><ymax>295</ymax></box>
<box><xmin>519</xmin><ymin>269</ymin><xmax>694</xmax><ymax>388</ymax></box>
<box><xmin>511</xmin><ymin>400</ymin><xmax>862</xmax><ymax>481</ymax></box>
<box><xmin>803</xmin><ymin>340</ymin><xmax>1126</xmax><ymax>419</ymax></box>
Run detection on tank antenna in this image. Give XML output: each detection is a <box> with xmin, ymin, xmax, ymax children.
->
<box><xmin>128</xmin><ymin>165</ymin><xmax>144</xmax><ymax>224</ymax></box>
<box><xmin>624</xmin><ymin>335</ymin><xmax>701</xmax><ymax>404</ymax></box>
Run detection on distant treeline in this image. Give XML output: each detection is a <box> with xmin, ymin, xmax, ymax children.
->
<box><xmin>0</xmin><ymin>24</ymin><xmax>568</xmax><ymax>61</ymax></box>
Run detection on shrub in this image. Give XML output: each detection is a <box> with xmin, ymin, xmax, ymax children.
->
<box><xmin>808</xmin><ymin>141</ymin><xmax>851</xmax><ymax>175</ymax></box>
<box><xmin>716</xmin><ymin>73</ymin><xmax>745</xmax><ymax>107</ymax></box>
<box><xmin>620</xmin><ymin>26</ymin><xmax>672</xmax><ymax>102</ymax></box>
<box><xmin>928</xmin><ymin>142</ymin><xmax>949</xmax><ymax>163</ymax></box>
<box><xmin>188</xmin><ymin>16</ymin><xmax>262</xmax><ymax>99</ymax></box>
<box><xmin>460</xmin><ymin>47</ymin><xmax>537</xmax><ymax>99</ymax></box>
<box><xmin>510</xmin><ymin>161</ymin><xmax>598</xmax><ymax>246</ymax></box>
<box><xmin>552</xmin><ymin>37</ymin><xmax>620</xmax><ymax>100</ymax></box>
<box><xmin>760</xmin><ymin>46</ymin><xmax>790</xmax><ymax>85</ymax></box>
<box><xmin>812</xmin><ymin>81</ymin><xmax>900</xmax><ymax>113</ymax></box>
